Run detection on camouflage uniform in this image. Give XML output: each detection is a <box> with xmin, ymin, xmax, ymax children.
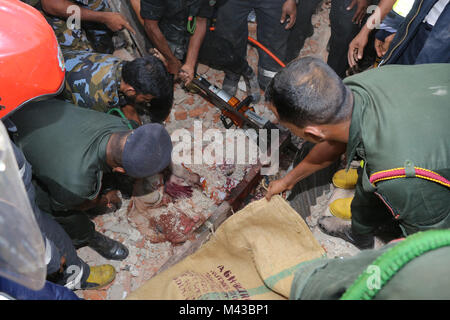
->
<box><xmin>62</xmin><ymin>50</ymin><xmax>124</xmax><ymax>113</ymax></box>
<box><xmin>21</xmin><ymin>0</ymin><xmax>111</xmax><ymax>52</ymax></box>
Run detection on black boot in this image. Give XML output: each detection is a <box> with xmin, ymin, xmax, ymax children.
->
<box><xmin>243</xmin><ymin>66</ymin><xmax>261</xmax><ymax>104</ymax></box>
<box><xmin>222</xmin><ymin>72</ymin><xmax>240</xmax><ymax>97</ymax></box>
<box><xmin>318</xmin><ymin>216</ymin><xmax>374</xmax><ymax>250</ymax></box>
<box><xmin>88</xmin><ymin>231</ymin><xmax>129</xmax><ymax>260</ymax></box>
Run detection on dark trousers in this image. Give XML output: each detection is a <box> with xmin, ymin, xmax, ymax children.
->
<box><xmin>12</xmin><ymin>142</ymin><xmax>89</xmax><ymax>287</ymax></box>
<box><xmin>198</xmin><ymin>30</ymin><xmax>254</xmax><ymax>78</ymax></box>
<box><xmin>286</xmin><ymin>0</ymin><xmax>322</xmax><ymax>62</ymax></box>
<box><xmin>214</xmin><ymin>0</ymin><xmax>291</xmax><ymax>90</ymax></box>
<box><xmin>51</xmin><ymin>211</ymin><xmax>97</xmax><ymax>249</ymax></box>
<box><xmin>0</xmin><ymin>276</ymin><xmax>80</xmax><ymax>300</ymax></box>
<box><xmin>288</xmin><ymin>0</ymin><xmax>363</xmax><ymax>78</ymax></box>
<box><xmin>33</xmin><ymin>181</ymin><xmax>96</xmax><ymax>250</ymax></box>
<box><xmin>350</xmin><ymin>167</ymin><xmax>397</xmax><ymax>236</ymax></box>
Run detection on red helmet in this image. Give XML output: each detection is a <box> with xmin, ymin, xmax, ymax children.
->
<box><xmin>0</xmin><ymin>0</ymin><xmax>65</xmax><ymax>119</ymax></box>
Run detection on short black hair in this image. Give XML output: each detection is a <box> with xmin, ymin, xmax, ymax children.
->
<box><xmin>122</xmin><ymin>55</ymin><xmax>174</xmax><ymax>122</ymax></box>
<box><xmin>265</xmin><ymin>56</ymin><xmax>352</xmax><ymax>128</ymax></box>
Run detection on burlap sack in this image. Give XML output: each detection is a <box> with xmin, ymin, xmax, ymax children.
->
<box><xmin>127</xmin><ymin>196</ymin><xmax>325</xmax><ymax>300</ymax></box>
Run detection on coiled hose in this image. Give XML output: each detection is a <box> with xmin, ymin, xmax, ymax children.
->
<box><xmin>340</xmin><ymin>229</ymin><xmax>450</xmax><ymax>300</ymax></box>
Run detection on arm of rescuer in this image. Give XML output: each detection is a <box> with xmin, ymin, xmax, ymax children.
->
<box><xmin>265</xmin><ymin>141</ymin><xmax>347</xmax><ymax>201</ymax></box>
<box><xmin>131</xmin><ymin>0</ymin><xmax>181</xmax><ymax>76</ymax></box>
<box><xmin>73</xmin><ymin>190</ymin><xmax>121</xmax><ymax>211</ymax></box>
<box><xmin>179</xmin><ymin>16</ymin><xmax>208</xmax><ymax>85</ymax></box>
<box><xmin>348</xmin><ymin>0</ymin><xmax>397</xmax><ymax>67</ymax></box>
<box><xmin>143</xmin><ymin>19</ymin><xmax>182</xmax><ymax>77</ymax></box>
<box><xmin>40</xmin><ymin>0</ymin><xmax>135</xmax><ymax>34</ymax></box>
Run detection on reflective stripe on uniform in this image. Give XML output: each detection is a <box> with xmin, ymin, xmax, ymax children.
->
<box><xmin>393</xmin><ymin>0</ymin><xmax>415</xmax><ymax>17</ymax></box>
<box><xmin>260</xmin><ymin>68</ymin><xmax>278</xmax><ymax>78</ymax></box>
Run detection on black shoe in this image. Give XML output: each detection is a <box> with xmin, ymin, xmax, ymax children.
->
<box><xmin>243</xmin><ymin>72</ymin><xmax>261</xmax><ymax>104</ymax></box>
<box><xmin>88</xmin><ymin>232</ymin><xmax>129</xmax><ymax>261</ymax></box>
<box><xmin>222</xmin><ymin>73</ymin><xmax>240</xmax><ymax>97</ymax></box>
<box><xmin>318</xmin><ymin>216</ymin><xmax>374</xmax><ymax>250</ymax></box>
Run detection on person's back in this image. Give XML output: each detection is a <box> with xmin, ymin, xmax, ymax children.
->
<box><xmin>291</xmin><ymin>230</ymin><xmax>450</xmax><ymax>300</ymax></box>
<box><xmin>343</xmin><ymin>63</ymin><xmax>450</xmax><ymax>234</ymax></box>
<box><xmin>62</xmin><ymin>50</ymin><xmax>124</xmax><ymax>113</ymax></box>
<box><xmin>11</xmin><ymin>99</ymin><xmax>130</xmax><ymax>211</ymax></box>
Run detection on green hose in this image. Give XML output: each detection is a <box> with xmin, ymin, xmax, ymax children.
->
<box><xmin>187</xmin><ymin>16</ymin><xmax>196</xmax><ymax>35</ymax></box>
<box><xmin>107</xmin><ymin>108</ymin><xmax>134</xmax><ymax>130</ymax></box>
<box><xmin>341</xmin><ymin>229</ymin><xmax>450</xmax><ymax>300</ymax></box>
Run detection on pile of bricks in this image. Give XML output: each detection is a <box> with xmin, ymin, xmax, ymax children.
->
<box><xmin>76</xmin><ymin>1</ymin><xmax>333</xmax><ymax>300</ymax></box>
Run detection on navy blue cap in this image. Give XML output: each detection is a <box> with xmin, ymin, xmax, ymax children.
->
<box><xmin>122</xmin><ymin>123</ymin><xmax>172</xmax><ymax>178</ymax></box>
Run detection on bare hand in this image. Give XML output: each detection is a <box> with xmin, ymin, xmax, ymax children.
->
<box><xmin>347</xmin><ymin>0</ymin><xmax>369</xmax><ymax>25</ymax></box>
<box><xmin>265</xmin><ymin>178</ymin><xmax>292</xmax><ymax>201</ymax></box>
<box><xmin>179</xmin><ymin>64</ymin><xmax>195</xmax><ymax>85</ymax></box>
<box><xmin>104</xmin><ymin>190</ymin><xmax>122</xmax><ymax>211</ymax></box>
<box><xmin>281</xmin><ymin>0</ymin><xmax>297</xmax><ymax>30</ymax></box>
<box><xmin>348</xmin><ymin>30</ymin><xmax>369</xmax><ymax>67</ymax></box>
<box><xmin>149</xmin><ymin>48</ymin><xmax>168</xmax><ymax>68</ymax></box>
<box><xmin>375</xmin><ymin>33</ymin><xmax>395</xmax><ymax>58</ymax></box>
<box><xmin>103</xmin><ymin>12</ymin><xmax>136</xmax><ymax>34</ymax></box>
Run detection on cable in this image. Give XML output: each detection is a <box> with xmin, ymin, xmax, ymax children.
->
<box><xmin>209</xmin><ymin>27</ymin><xmax>286</xmax><ymax>68</ymax></box>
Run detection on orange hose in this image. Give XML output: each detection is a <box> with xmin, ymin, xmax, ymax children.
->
<box><xmin>209</xmin><ymin>26</ymin><xmax>286</xmax><ymax>68</ymax></box>
<box><xmin>247</xmin><ymin>36</ymin><xmax>286</xmax><ymax>68</ymax></box>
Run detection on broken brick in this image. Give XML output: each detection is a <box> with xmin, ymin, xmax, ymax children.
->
<box><xmin>174</xmin><ymin>109</ymin><xmax>188</xmax><ymax>120</ymax></box>
<box><xmin>189</xmin><ymin>105</ymin><xmax>209</xmax><ymax>118</ymax></box>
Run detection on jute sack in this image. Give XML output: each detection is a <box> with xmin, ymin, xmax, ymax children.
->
<box><xmin>127</xmin><ymin>196</ymin><xmax>325</xmax><ymax>300</ymax></box>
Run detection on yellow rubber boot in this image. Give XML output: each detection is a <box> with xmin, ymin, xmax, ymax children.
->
<box><xmin>329</xmin><ymin>197</ymin><xmax>353</xmax><ymax>220</ymax></box>
<box><xmin>82</xmin><ymin>265</ymin><xmax>116</xmax><ymax>290</ymax></box>
<box><xmin>332</xmin><ymin>169</ymin><xmax>358</xmax><ymax>189</ymax></box>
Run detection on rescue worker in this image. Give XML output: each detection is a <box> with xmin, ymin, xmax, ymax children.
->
<box><xmin>21</xmin><ymin>0</ymin><xmax>135</xmax><ymax>53</ymax></box>
<box><xmin>138</xmin><ymin>0</ymin><xmax>261</xmax><ymax>102</ymax></box>
<box><xmin>0</xmin><ymin>0</ymin><xmax>117</xmax><ymax>291</ymax></box>
<box><xmin>290</xmin><ymin>229</ymin><xmax>450</xmax><ymax>299</ymax></box>
<box><xmin>10</xmin><ymin>100</ymin><xmax>173</xmax><ymax>261</ymax></box>
<box><xmin>338</xmin><ymin>0</ymin><xmax>448</xmax><ymax>220</ymax></box>
<box><xmin>379</xmin><ymin>0</ymin><xmax>449</xmax><ymax>65</ymax></box>
<box><xmin>287</xmin><ymin>0</ymin><xmax>373</xmax><ymax>78</ymax></box>
<box><xmin>214</xmin><ymin>0</ymin><xmax>297</xmax><ymax>93</ymax></box>
<box><xmin>349</xmin><ymin>0</ymin><xmax>449</xmax><ymax>67</ymax></box>
<box><xmin>62</xmin><ymin>50</ymin><xmax>173</xmax><ymax>124</ymax></box>
<box><xmin>139</xmin><ymin>0</ymin><xmax>219</xmax><ymax>80</ymax></box>
<box><xmin>265</xmin><ymin>57</ymin><xmax>450</xmax><ymax>250</ymax></box>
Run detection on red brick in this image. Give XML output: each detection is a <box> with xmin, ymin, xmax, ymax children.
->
<box><xmin>83</xmin><ymin>289</ymin><xmax>107</xmax><ymax>300</ymax></box>
<box><xmin>189</xmin><ymin>105</ymin><xmax>209</xmax><ymax>118</ymax></box>
<box><xmin>213</xmin><ymin>112</ymin><xmax>222</xmax><ymax>123</ymax></box>
<box><xmin>135</xmin><ymin>238</ymin><xmax>146</xmax><ymax>248</ymax></box>
<box><xmin>185</xmin><ymin>96</ymin><xmax>195</xmax><ymax>105</ymax></box>
<box><xmin>174</xmin><ymin>109</ymin><xmax>188</xmax><ymax>120</ymax></box>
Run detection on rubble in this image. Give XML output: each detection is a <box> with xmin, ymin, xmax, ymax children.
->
<box><xmin>75</xmin><ymin>1</ymin><xmax>358</xmax><ymax>300</ymax></box>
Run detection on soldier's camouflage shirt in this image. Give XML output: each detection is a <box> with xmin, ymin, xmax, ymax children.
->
<box><xmin>62</xmin><ymin>50</ymin><xmax>124</xmax><ymax>113</ymax></box>
<box><xmin>21</xmin><ymin>0</ymin><xmax>110</xmax><ymax>52</ymax></box>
